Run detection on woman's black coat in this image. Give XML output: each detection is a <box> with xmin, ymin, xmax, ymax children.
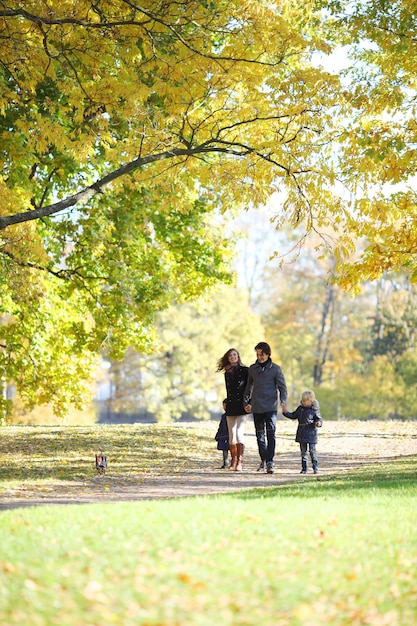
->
<box><xmin>224</xmin><ymin>365</ymin><xmax>249</xmax><ymax>416</ymax></box>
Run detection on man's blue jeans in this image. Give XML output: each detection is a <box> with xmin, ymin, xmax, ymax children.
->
<box><xmin>253</xmin><ymin>412</ymin><xmax>277</xmax><ymax>463</ymax></box>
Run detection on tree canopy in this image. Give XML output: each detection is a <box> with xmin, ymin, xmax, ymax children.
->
<box><xmin>1</xmin><ymin>0</ymin><xmax>416</xmax><ymax>415</ymax></box>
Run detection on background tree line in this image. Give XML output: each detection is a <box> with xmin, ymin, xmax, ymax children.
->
<box><xmin>16</xmin><ymin>211</ymin><xmax>417</xmax><ymax>424</ymax></box>
<box><xmin>91</xmin><ymin>215</ymin><xmax>417</xmax><ymax>424</ymax></box>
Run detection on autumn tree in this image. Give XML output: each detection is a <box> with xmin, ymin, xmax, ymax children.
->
<box><xmin>317</xmin><ymin>0</ymin><xmax>417</xmax><ymax>288</ymax></box>
<box><xmin>261</xmin><ymin>238</ymin><xmax>366</xmax><ymax>399</ymax></box>
<box><xmin>251</xmin><ymin>221</ymin><xmax>417</xmax><ymax>418</ymax></box>
<box><xmin>0</xmin><ymin>1</ymin><xmax>344</xmax><ymax>414</ymax></box>
<box><xmin>1</xmin><ymin>0</ymin><xmax>417</xmax><ymax>417</ymax></box>
<box><xmin>371</xmin><ymin>277</ymin><xmax>417</xmax><ymax>360</ymax></box>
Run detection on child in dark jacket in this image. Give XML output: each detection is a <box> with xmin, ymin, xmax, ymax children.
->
<box><xmin>215</xmin><ymin>399</ymin><xmax>230</xmax><ymax>469</ymax></box>
<box><xmin>283</xmin><ymin>390</ymin><xmax>323</xmax><ymax>474</ymax></box>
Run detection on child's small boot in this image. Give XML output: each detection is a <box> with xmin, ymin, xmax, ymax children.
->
<box><xmin>300</xmin><ymin>459</ymin><xmax>307</xmax><ymax>474</ymax></box>
<box><xmin>220</xmin><ymin>450</ymin><xmax>229</xmax><ymax>469</ymax></box>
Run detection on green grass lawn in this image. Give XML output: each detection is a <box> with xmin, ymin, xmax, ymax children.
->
<box><xmin>1</xmin><ymin>451</ymin><xmax>416</xmax><ymax>625</ymax></box>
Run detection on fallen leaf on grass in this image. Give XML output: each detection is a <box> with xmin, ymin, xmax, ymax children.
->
<box><xmin>1</xmin><ymin>562</ymin><xmax>16</xmax><ymax>574</ymax></box>
<box><xmin>24</xmin><ymin>579</ymin><xmax>38</xmax><ymax>590</ymax></box>
<box><xmin>83</xmin><ymin>580</ymin><xmax>107</xmax><ymax>603</ymax></box>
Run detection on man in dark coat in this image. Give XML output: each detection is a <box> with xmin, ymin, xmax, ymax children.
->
<box><xmin>244</xmin><ymin>342</ymin><xmax>288</xmax><ymax>474</ymax></box>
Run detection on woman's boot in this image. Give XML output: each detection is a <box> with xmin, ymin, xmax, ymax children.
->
<box><xmin>235</xmin><ymin>443</ymin><xmax>244</xmax><ymax>471</ymax></box>
<box><xmin>229</xmin><ymin>444</ymin><xmax>238</xmax><ymax>470</ymax></box>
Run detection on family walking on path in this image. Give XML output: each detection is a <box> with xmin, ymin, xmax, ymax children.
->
<box><xmin>217</xmin><ymin>342</ymin><xmax>288</xmax><ymax>474</ymax></box>
<box><xmin>217</xmin><ymin>342</ymin><xmax>323</xmax><ymax>475</ymax></box>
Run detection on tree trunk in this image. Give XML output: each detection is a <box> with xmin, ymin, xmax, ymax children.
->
<box><xmin>313</xmin><ymin>281</ymin><xmax>336</xmax><ymax>387</ymax></box>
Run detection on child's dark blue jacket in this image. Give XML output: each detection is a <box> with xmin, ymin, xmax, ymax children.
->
<box><xmin>283</xmin><ymin>401</ymin><xmax>323</xmax><ymax>444</ymax></box>
<box><xmin>214</xmin><ymin>413</ymin><xmax>229</xmax><ymax>451</ymax></box>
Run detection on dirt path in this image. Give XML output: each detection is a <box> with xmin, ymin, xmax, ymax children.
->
<box><xmin>1</xmin><ymin>421</ymin><xmax>416</xmax><ymax>510</ymax></box>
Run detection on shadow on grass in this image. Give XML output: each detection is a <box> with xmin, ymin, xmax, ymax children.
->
<box><xmin>233</xmin><ymin>455</ymin><xmax>417</xmax><ymax>500</ymax></box>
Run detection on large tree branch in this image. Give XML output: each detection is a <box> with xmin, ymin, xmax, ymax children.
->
<box><xmin>0</xmin><ymin>142</ymin><xmax>297</xmax><ymax>230</ymax></box>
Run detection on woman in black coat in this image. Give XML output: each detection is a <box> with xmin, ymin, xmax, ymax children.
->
<box><xmin>283</xmin><ymin>389</ymin><xmax>323</xmax><ymax>474</ymax></box>
<box><xmin>216</xmin><ymin>348</ymin><xmax>249</xmax><ymax>471</ymax></box>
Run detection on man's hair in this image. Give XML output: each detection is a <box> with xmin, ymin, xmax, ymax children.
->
<box><xmin>254</xmin><ymin>342</ymin><xmax>271</xmax><ymax>356</ymax></box>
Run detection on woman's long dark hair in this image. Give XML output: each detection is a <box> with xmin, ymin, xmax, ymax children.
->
<box><xmin>216</xmin><ymin>348</ymin><xmax>242</xmax><ymax>372</ymax></box>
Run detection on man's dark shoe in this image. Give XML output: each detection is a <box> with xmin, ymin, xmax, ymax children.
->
<box><xmin>266</xmin><ymin>462</ymin><xmax>274</xmax><ymax>474</ymax></box>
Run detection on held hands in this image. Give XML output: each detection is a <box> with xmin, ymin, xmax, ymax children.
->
<box><xmin>244</xmin><ymin>404</ymin><xmax>252</xmax><ymax>413</ymax></box>
<box><xmin>281</xmin><ymin>403</ymin><xmax>287</xmax><ymax>414</ymax></box>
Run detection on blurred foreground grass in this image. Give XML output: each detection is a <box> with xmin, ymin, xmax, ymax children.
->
<box><xmin>0</xmin><ymin>455</ymin><xmax>416</xmax><ymax>626</ymax></box>
<box><xmin>0</xmin><ymin>422</ymin><xmax>417</xmax><ymax>625</ymax></box>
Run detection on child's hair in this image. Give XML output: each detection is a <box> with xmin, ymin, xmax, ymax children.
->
<box><xmin>301</xmin><ymin>390</ymin><xmax>315</xmax><ymax>403</ymax></box>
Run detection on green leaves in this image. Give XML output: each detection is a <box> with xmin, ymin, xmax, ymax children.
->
<box><xmin>0</xmin><ymin>181</ymin><xmax>233</xmax><ymax>414</ymax></box>
<box><xmin>1</xmin><ymin>1</ymin><xmax>417</xmax><ymax>413</ymax></box>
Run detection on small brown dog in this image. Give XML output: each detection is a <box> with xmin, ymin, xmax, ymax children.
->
<box><xmin>95</xmin><ymin>453</ymin><xmax>107</xmax><ymax>474</ymax></box>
